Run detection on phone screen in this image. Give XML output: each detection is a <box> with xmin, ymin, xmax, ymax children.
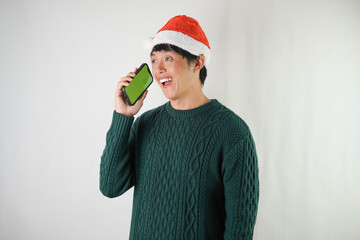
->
<box><xmin>123</xmin><ymin>63</ymin><xmax>153</xmax><ymax>105</ymax></box>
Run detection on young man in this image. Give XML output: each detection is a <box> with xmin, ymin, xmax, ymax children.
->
<box><xmin>100</xmin><ymin>15</ymin><xmax>259</xmax><ymax>239</ymax></box>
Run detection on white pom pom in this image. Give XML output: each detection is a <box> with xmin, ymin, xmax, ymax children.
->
<box><xmin>142</xmin><ymin>36</ymin><xmax>154</xmax><ymax>50</ymax></box>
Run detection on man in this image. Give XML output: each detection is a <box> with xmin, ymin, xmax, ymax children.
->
<box><xmin>100</xmin><ymin>15</ymin><xmax>259</xmax><ymax>240</ymax></box>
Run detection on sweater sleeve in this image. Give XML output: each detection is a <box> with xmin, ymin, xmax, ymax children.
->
<box><xmin>99</xmin><ymin>110</ymin><xmax>139</xmax><ymax>198</ymax></box>
<box><xmin>222</xmin><ymin>131</ymin><xmax>259</xmax><ymax>240</ymax></box>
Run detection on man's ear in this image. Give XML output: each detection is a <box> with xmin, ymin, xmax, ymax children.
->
<box><xmin>193</xmin><ymin>54</ymin><xmax>205</xmax><ymax>72</ymax></box>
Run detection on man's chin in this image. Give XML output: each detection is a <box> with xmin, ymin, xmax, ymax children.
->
<box><xmin>161</xmin><ymin>91</ymin><xmax>175</xmax><ymax>100</ymax></box>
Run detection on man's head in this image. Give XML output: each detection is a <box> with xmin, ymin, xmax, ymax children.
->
<box><xmin>150</xmin><ymin>43</ymin><xmax>205</xmax><ymax>101</ymax></box>
<box><xmin>148</xmin><ymin>15</ymin><xmax>211</xmax><ymax>87</ymax></box>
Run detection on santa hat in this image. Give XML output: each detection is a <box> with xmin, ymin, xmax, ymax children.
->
<box><xmin>144</xmin><ymin>15</ymin><xmax>211</xmax><ymax>66</ymax></box>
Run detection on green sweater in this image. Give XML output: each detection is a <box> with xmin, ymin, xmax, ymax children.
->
<box><xmin>100</xmin><ymin>99</ymin><xmax>259</xmax><ymax>240</ymax></box>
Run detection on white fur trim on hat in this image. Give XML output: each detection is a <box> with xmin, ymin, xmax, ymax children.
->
<box><xmin>151</xmin><ymin>30</ymin><xmax>211</xmax><ymax>66</ymax></box>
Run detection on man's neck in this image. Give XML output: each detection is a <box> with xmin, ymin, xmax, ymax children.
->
<box><xmin>170</xmin><ymin>91</ymin><xmax>210</xmax><ymax>110</ymax></box>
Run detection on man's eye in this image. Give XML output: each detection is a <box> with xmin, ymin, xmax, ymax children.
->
<box><xmin>165</xmin><ymin>57</ymin><xmax>172</xmax><ymax>61</ymax></box>
<box><xmin>151</xmin><ymin>59</ymin><xmax>157</xmax><ymax>63</ymax></box>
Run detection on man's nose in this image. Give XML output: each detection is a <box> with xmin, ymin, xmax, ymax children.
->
<box><xmin>158</xmin><ymin>60</ymin><xmax>166</xmax><ymax>75</ymax></box>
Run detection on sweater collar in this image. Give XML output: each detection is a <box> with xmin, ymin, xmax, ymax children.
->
<box><xmin>165</xmin><ymin>99</ymin><xmax>220</xmax><ymax>118</ymax></box>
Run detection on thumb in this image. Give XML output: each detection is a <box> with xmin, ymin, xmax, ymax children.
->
<box><xmin>135</xmin><ymin>90</ymin><xmax>148</xmax><ymax>107</ymax></box>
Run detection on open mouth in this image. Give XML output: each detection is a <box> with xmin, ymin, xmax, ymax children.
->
<box><xmin>159</xmin><ymin>78</ymin><xmax>172</xmax><ymax>86</ymax></box>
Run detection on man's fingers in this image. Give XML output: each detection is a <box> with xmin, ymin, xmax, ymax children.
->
<box><xmin>116</xmin><ymin>80</ymin><xmax>129</xmax><ymax>90</ymax></box>
<box><xmin>127</xmin><ymin>71</ymin><xmax>136</xmax><ymax>78</ymax></box>
<box><xmin>120</xmin><ymin>76</ymin><xmax>133</xmax><ymax>82</ymax></box>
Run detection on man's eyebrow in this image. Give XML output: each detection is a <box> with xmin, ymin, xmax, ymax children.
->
<box><xmin>150</xmin><ymin>50</ymin><xmax>171</xmax><ymax>57</ymax></box>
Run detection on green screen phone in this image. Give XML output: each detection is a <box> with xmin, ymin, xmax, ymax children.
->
<box><xmin>122</xmin><ymin>63</ymin><xmax>153</xmax><ymax>105</ymax></box>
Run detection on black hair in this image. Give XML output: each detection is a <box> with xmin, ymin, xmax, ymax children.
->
<box><xmin>151</xmin><ymin>44</ymin><xmax>207</xmax><ymax>86</ymax></box>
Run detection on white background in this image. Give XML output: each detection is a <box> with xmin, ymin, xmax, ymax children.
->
<box><xmin>1</xmin><ymin>0</ymin><xmax>359</xmax><ymax>239</ymax></box>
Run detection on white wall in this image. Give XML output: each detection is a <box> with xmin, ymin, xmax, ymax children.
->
<box><xmin>0</xmin><ymin>0</ymin><xmax>359</xmax><ymax>239</ymax></box>
<box><xmin>227</xmin><ymin>1</ymin><xmax>360</xmax><ymax>239</ymax></box>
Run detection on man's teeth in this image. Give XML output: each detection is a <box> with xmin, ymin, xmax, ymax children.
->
<box><xmin>160</xmin><ymin>78</ymin><xmax>172</xmax><ymax>83</ymax></box>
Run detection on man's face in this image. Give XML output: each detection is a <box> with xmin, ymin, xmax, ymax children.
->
<box><xmin>150</xmin><ymin>50</ymin><xmax>197</xmax><ymax>101</ymax></box>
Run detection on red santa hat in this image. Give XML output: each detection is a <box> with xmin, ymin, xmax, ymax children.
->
<box><xmin>145</xmin><ymin>15</ymin><xmax>211</xmax><ymax>66</ymax></box>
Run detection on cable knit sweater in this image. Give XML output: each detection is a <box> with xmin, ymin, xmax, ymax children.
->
<box><xmin>100</xmin><ymin>99</ymin><xmax>259</xmax><ymax>240</ymax></box>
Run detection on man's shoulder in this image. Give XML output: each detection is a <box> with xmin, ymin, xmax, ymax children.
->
<box><xmin>211</xmin><ymin>100</ymin><xmax>251</xmax><ymax>142</ymax></box>
<box><xmin>213</xmin><ymin>101</ymin><xmax>249</xmax><ymax>131</ymax></box>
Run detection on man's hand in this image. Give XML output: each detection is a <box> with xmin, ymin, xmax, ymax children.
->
<box><xmin>115</xmin><ymin>68</ymin><xmax>148</xmax><ymax>117</ymax></box>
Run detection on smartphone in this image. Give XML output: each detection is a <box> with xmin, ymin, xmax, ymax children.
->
<box><xmin>122</xmin><ymin>63</ymin><xmax>153</xmax><ymax>105</ymax></box>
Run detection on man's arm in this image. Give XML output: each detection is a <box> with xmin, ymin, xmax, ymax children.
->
<box><xmin>99</xmin><ymin>68</ymin><xmax>147</xmax><ymax>198</ymax></box>
<box><xmin>222</xmin><ymin>131</ymin><xmax>259</xmax><ymax>239</ymax></box>
<box><xmin>99</xmin><ymin>111</ymin><xmax>138</xmax><ymax>198</ymax></box>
